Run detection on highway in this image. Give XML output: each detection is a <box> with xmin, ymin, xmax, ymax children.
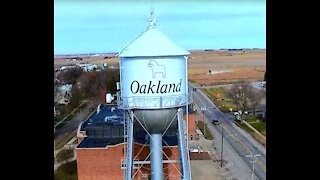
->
<box><xmin>190</xmin><ymin>85</ymin><xmax>266</xmax><ymax>180</ymax></box>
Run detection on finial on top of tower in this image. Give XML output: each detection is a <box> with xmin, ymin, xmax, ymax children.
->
<box><xmin>148</xmin><ymin>7</ymin><xmax>156</xmax><ymax>29</ymax></box>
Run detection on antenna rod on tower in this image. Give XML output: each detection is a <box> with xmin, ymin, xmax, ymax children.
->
<box><xmin>148</xmin><ymin>7</ymin><xmax>156</xmax><ymax>29</ymax></box>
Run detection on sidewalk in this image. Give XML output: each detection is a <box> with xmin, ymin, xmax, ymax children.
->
<box><xmin>189</xmin><ymin>127</ymin><xmax>245</xmax><ymax>180</ymax></box>
<box><xmin>189</xmin><ymin>129</ymin><xmax>225</xmax><ymax>180</ymax></box>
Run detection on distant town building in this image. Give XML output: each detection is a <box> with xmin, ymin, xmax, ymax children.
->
<box><xmin>66</xmin><ymin>57</ymin><xmax>83</xmax><ymax>61</ymax></box>
<box><xmin>60</xmin><ymin>65</ymin><xmax>77</xmax><ymax>71</ymax></box>
<box><xmin>76</xmin><ymin>63</ymin><xmax>98</xmax><ymax>72</ymax></box>
<box><xmin>96</xmin><ymin>63</ymin><xmax>107</xmax><ymax>70</ymax></box>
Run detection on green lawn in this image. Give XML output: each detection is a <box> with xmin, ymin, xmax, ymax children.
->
<box><xmin>54</xmin><ymin>161</ymin><xmax>77</xmax><ymax>180</ymax></box>
<box><xmin>244</xmin><ymin>116</ymin><xmax>266</xmax><ymax>136</ymax></box>
<box><xmin>235</xmin><ymin>120</ymin><xmax>254</xmax><ymax>133</ymax></box>
<box><xmin>235</xmin><ymin>118</ymin><xmax>266</xmax><ymax>146</ymax></box>
<box><xmin>197</xmin><ymin>121</ymin><xmax>214</xmax><ymax>140</ymax></box>
<box><xmin>55</xmin><ymin>133</ymin><xmax>74</xmax><ymax>150</ymax></box>
<box><xmin>202</xmin><ymin>88</ymin><xmax>238</xmax><ymax>112</ymax></box>
<box><xmin>59</xmin><ymin>105</ymin><xmax>74</xmax><ymax>117</ymax></box>
<box><xmin>54</xmin><ymin>116</ymin><xmax>61</xmax><ymax>123</ymax></box>
<box><xmin>245</xmin><ymin>116</ymin><xmax>258</xmax><ymax>123</ymax></box>
<box><xmin>56</xmin><ymin>149</ymin><xmax>74</xmax><ymax>163</ymax></box>
<box><xmin>250</xmin><ymin>122</ymin><xmax>266</xmax><ymax>136</ymax></box>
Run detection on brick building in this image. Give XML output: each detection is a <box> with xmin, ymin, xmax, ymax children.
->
<box><xmin>184</xmin><ymin>113</ymin><xmax>196</xmax><ymax>141</ymax></box>
<box><xmin>76</xmin><ymin>104</ymin><xmax>196</xmax><ymax>180</ymax></box>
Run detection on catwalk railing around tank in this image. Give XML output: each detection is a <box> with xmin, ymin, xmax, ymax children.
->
<box><xmin>118</xmin><ymin>93</ymin><xmax>192</xmax><ymax>109</ymax></box>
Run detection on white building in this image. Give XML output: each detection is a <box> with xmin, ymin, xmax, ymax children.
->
<box><xmin>76</xmin><ymin>63</ymin><xmax>98</xmax><ymax>72</ymax></box>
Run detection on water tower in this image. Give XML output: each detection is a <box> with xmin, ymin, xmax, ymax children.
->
<box><xmin>118</xmin><ymin>10</ymin><xmax>192</xmax><ymax>180</ymax></box>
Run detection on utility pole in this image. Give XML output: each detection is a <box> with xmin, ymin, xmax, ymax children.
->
<box><xmin>54</xmin><ymin>128</ymin><xmax>56</xmax><ymax>165</ymax></box>
<box><xmin>54</xmin><ymin>139</ymin><xmax>55</xmax><ymax>164</ymax></box>
<box><xmin>245</xmin><ymin>153</ymin><xmax>261</xmax><ymax>180</ymax></box>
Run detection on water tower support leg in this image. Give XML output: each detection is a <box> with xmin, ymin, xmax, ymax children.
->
<box><xmin>125</xmin><ymin>111</ymin><xmax>134</xmax><ymax>180</ymax></box>
<box><xmin>177</xmin><ymin>108</ymin><xmax>191</xmax><ymax>180</ymax></box>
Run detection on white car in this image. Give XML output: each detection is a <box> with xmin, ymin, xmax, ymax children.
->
<box><xmin>190</xmin><ymin>147</ymin><xmax>200</xmax><ymax>153</ymax></box>
<box><xmin>233</xmin><ymin>111</ymin><xmax>248</xmax><ymax>116</ymax></box>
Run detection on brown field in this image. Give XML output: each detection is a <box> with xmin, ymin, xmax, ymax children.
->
<box><xmin>54</xmin><ymin>49</ymin><xmax>266</xmax><ymax>84</ymax></box>
<box><xmin>54</xmin><ymin>56</ymin><xmax>119</xmax><ymax>68</ymax></box>
<box><xmin>189</xmin><ymin>67</ymin><xmax>266</xmax><ymax>86</ymax></box>
<box><xmin>188</xmin><ymin>49</ymin><xmax>266</xmax><ymax>85</ymax></box>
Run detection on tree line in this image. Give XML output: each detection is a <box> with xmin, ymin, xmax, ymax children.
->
<box><xmin>56</xmin><ymin>68</ymin><xmax>120</xmax><ymax>110</ymax></box>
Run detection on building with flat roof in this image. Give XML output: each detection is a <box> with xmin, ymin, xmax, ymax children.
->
<box><xmin>75</xmin><ymin>104</ymin><xmax>196</xmax><ymax>180</ymax></box>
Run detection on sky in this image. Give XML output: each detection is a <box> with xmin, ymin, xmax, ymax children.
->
<box><xmin>54</xmin><ymin>0</ymin><xmax>266</xmax><ymax>55</ymax></box>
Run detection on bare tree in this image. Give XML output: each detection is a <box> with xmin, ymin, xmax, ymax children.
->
<box><xmin>54</xmin><ymin>86</ymin><xmax>59</xmax><ymax>103</ymax></box>
<box><xmin>75</xmin><ymin>68</ymin><xmax>120</xmax><ymax>103</ymax></box>
<box><xmin>229</xmin><ymin>82</ymin><xmax>240</xmax><ymax>109</ymax></box>
<box><xmin>248</xmin><ymin>89</ymin><xmax>264</xmax><ymax>117</ymax></box>
<box><xmin>229</xmin><ymin>80</ymin><xmax>252</xmax><ymax>112</ymax></box>
<box><xmin>69</xmin><ymin>85</ymin><xmax>81</xmax><ymax>109</ymax></box>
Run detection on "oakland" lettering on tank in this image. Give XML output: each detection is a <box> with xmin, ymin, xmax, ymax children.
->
<box><xmin>131</xmin><ymin>79</ymin><xmax>182</xmax><ymax>94</ymax></box>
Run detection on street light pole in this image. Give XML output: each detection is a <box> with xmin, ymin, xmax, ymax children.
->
<box><xmin>221</xmin><ymin>122</ymin><xmax>223</xmax><ymax>167</ymax></box>
<box><xmin>203</xmin><ymin>110</ymin><xmax>205</xmax><ymax>137</ymax></box>
<box><xmin>54</xmin><ymin>128</ymin><xmax>56</xmax><ymax>165</ymax></box>
<box><xmin>200</xmin><ymin>106</ymin><xmax>207</xmax><ymax>138</ymax></box>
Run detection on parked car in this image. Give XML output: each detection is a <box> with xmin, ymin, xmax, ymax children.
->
<box><xmin>190</xmin><ymin>147</ymin><xmax>200</xmax><ymax>153</ymax></box>
<box><xmin>212</xmin><ymin>119</ymin><xmax>220</xmax><ymax>125</ymax></box>
<box><xmin>233</xmin><ymin>111</ymin><xmax>248</xmax><ymax>116</ymax></box>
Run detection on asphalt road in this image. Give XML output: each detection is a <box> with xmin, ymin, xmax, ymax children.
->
<box><xmin>54</xmin><ymin>101</ymin><xmax>95</xmax><ymax>144</ymax></box>
<box><xmin>191</xmin><ymin>85</ymin><xmax>266</xmax><ymax>180</ymax></box>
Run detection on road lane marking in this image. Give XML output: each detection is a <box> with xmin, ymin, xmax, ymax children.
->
<box><xmin>226</xmin><ymin>172</ymin><xmax>240</xmax><ymax>180</ymax></box>
<box><xmin>218</xmin><ymin>122</ymin><xmax>267</xmax><ymax>173</ymax></box>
